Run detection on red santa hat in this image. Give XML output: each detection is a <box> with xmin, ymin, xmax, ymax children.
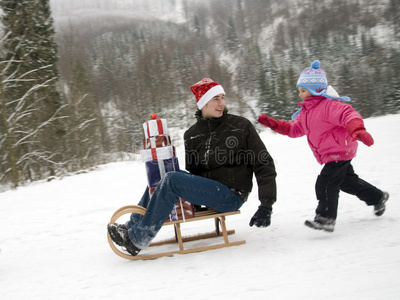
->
<box><xmin>190</xmin><ymin>78</ymin><xmax>225</xmax><ymax>109</ymax></box>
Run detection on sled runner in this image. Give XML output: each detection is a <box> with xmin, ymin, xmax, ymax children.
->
<box><xmin>107</xmin><ymin>205</ymin><xmax>246</xmax><ymax>260</ymax></box>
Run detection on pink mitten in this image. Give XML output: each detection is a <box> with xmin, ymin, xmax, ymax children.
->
<box><xmin>346</xmin><ymin>119</ymin><xmax>374</xmax><ymax>147</ymax></box>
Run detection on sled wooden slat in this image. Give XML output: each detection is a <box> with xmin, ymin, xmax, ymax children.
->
<box><xmin>107</xmin><ymin>205</ymin><xmax>245</xmax><ymax>260</ymax></box>
<box><xmin>163</xmin><ymin>209</ymin><xmax>241</xmax><ymax>225</ymax></box>
<box><xmin>149</xmin><ymin>229</ymin><xmax>236</xmax><ymax>246</ymax></box>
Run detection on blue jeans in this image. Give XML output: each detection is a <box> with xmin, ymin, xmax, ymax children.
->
<box><xmin>125</xmin><ymin>170</ymin><xmax>245</xmax><ymax>249</ymax></box>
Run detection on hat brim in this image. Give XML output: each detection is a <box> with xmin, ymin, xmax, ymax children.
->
<box><xmin>197</xmin><ymin>85</ymin><xmax>225</xmax><ymax>109</ymax></box>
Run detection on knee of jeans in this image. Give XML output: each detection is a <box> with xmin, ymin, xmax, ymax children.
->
<box><xmin>159</xmin><ymin>171</ymin><xmax>182</xmax><ymax>187</ymax></box>
<box><xmin>162</xmin><ymin>171</ymin><xmax>177</xmax><ymax>182</ymax></box>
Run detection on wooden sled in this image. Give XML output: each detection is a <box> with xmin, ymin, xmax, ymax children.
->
<box><xmin>107</xmin><ymin>205</ymin><xmax>246</xmax><ymax>260</ymax></box>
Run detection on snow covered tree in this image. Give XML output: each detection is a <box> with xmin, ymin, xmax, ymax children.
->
<box><xmin>0</xmin><ymin>0</ymin><xmax>65</xmax><ymax>187</ymax></box>
<box><xmin>65</xmin><ymin>59</ymin><xmax>104</xmax><ymax>169</ymax></box>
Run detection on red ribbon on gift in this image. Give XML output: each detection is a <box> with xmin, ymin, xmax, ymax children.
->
<box><xmin>151</xmin><ymin>148</ymin><xmax>158</xmax><ymax>161</ymax></box>
<box><xmin>146</xmin><ymin>114</ymin><xmax>164</xmax><ymax>138</ymax></box>
<box><xmin>156</xmin><ymin>119</ymin><xmax>164</xmax><ymax>135</ymax></box>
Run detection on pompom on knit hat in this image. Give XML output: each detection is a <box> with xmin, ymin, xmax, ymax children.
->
<box><xmin>296</xmin><ymin>60</ymin><xmax>350</xmax><ymax>101</ymax></box>
<box><xmin>190</xmin><ymin>78</ymin><xmax>225</xmax><ymax>109</ymax></box>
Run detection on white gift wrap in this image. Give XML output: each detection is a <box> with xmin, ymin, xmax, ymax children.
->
<box><xmin>143</xmin><ymin>118</ymin><xmax>169</xmax><ymax>138</ymax></box>
<box><xmin>140</xmin><ymin>146</ymin><xmax>175</xmax><ymax>162</ymax></box>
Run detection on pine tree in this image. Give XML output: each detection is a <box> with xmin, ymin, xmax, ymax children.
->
<box><xmin>0</xmin><ymin>0</ymin><xmax>65</xmax><ymax>186</ymax></box>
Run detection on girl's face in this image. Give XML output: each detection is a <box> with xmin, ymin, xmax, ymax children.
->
<box><xmin>298</xmin><ymin>87</ymin><xmax>313</xmax><ymax>101</ymax></box>
<box><xmin>201</xmin><ymin>93</ymin><xmax>225</xmax><ymax>118</ymax></box>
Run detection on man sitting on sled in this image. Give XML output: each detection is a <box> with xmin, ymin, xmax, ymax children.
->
<box><xmin>107</xmin><ymin>78</ymin><xmax>277</xmax><ymax>256</ymax></box>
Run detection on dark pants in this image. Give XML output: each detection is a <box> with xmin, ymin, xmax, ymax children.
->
<box><xmin>315</xmin><ymin>160</ymin><xmax>383</xmax><ymax>219</ymax></box>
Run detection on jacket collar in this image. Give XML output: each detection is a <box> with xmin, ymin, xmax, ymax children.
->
<box><xmin>195</xmin><ymin>108</ymin><xmax>229</xmax><ymax>122</ymax></box>
<box><xmin>298</xmin><ymin>96</ymin><xmax>326</xmax><ymax>110</ymax></box>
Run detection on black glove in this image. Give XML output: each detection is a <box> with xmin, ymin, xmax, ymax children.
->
<box><xmin>249</xmin><ymin>206</ymin><xmax>272</xmax><ymax>227</ymax></box>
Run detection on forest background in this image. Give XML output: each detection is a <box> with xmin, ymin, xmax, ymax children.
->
<box><xmin>0</xmin><ymin>0</ymin><xmax>399</xmax><ymax>190</ymax></box>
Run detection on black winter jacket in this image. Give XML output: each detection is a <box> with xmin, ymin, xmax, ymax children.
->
<box><xmin>184</xmin><ymin>110</ymin><xmax>277</xmax><ymax>208</ymax></box>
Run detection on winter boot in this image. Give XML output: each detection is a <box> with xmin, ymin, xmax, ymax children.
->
<box><xmin>107</xmin><ymin>223</ymin><xmax>127</xmax><ymax>246</ymax></box>
<box><xmin>107</xmin><ymin>223</ymin><xmax>141</xmax><ymax>256</ymax></box>
<box><xmin>374</xmin><ymin>192</ymin><xmax>389</xmax><ymax>217</ymax></box>
<box><xmin>305</xmin><ymin>215</ymin><xmax>336</xmax><ymax>232</ymax></box>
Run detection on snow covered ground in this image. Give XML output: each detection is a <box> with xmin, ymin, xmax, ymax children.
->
<box><xmin>1</xmin><ymin>114</ymin><xmax>399</xmax><ymax>300</ymax></box>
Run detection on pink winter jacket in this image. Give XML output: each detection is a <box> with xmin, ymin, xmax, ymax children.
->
<box><xmin>289</xmin><ymin>96</ymin><xmax>362</xmax><ymax>164</ymax></box>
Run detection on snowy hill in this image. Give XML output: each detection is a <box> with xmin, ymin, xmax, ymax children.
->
<box><xmin>1</xmin><ymin>114</ymin><xmax>399</xmax><ymax>299</ymax></box>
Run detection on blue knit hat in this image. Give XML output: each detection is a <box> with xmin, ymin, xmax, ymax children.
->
<box><xmin>296</xmin><ymin>60</ymin><xmax>350</xmax><ymax>101</ymax></box>
<box><xmin>296</xmin><ymin>60</ymin><xmax>327</xmax><ymax>94</ymax></box>
<box><xmin>292</xmin><ymin>60</ymin><xmax>350</xmax><ymax>120</ymax></box>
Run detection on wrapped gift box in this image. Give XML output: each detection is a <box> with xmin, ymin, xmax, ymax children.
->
<box><xmin>140</xmin><ymin>146</ymin><xmax>175</xmax><ymax>162</ymax></box>
<box><xmin>167</xmin><ymin>198</ymin><xmax>194</xmax><ymax>221</ymax></box>
<box><xmin>143</xmin><ymin>135</ymin><xmax>171</xmax><ymax>149</ymax></box>
<box><xmin>141</xmin><ymin>113</ymin><xmax>193</xmax><ymax>222</ymax></box>
<box><xmin>143</xmin><ymin>118</ymin><xmax>168</xmax><ymax>139</ymax></box>
<box><xmin>148</xmin><ymin>186</ymin><xmax>156</xmax><ymax>195</ymax></box>
<box><xmin>145</xmin><ymin>157</ymin><xmax>180</xmax><ymax>187</ymax></box>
